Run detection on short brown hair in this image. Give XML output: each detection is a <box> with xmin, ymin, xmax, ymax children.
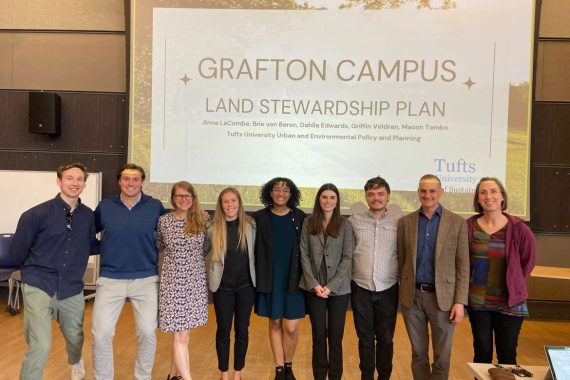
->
<box><xmin>364</xmin><ymin>176</ymin><xmax>391</xmax><ymax>193</ymax></box>
<box><xmin>418</xmin><ymin>174</ymin><xmax>441</xmax><ymax>188</ymax></box>
<box><xmin>473</xmin><ymin>177</ymin><xmax>508</xmax><ymax>213</ymax></box>
<box><xmin>57</xmin><ymin>162</ymin><xmax>88</xmax><ymax>180</ymax></box>
<box><xmin>117</xmin><ymin>163</ymin><xmax>146</xmax><ymax>181</ymax></box>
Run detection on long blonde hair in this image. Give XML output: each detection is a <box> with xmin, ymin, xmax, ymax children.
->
<box><xmin>210</xmin><ymin>187</ymin><xmax>252</xmax><ymax>262</ymax></box>
<box><xmin>170</xmin><ymin>181</ymin><xmax>205</xmax><ymax>235</ymax></box>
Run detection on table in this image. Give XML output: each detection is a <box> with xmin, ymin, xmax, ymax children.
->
<box><xmin>467</xmin><ymin>363</ymin><xmax>552</xmax><ymax>380</ymax></box>
<box><xmin>531</xmin><ymin>266</ymin><xmax>570</xmax><ymax>280</ymax></box>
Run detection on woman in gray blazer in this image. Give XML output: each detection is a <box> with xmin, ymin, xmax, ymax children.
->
<box><xmin>204</xmin><ymin>188</ymin><xmax>256</xmax><ymax>380</ymax></box>
<box><xmin>300</xmin><ymin>183</ymin><xmax>354</xmax><ymax>380</ymax></box>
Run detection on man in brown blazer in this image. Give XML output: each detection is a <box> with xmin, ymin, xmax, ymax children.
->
<box><xmin>397</xmin><ymin>174</ymin><xmax>469</xmax><ymax>380</ymax></box>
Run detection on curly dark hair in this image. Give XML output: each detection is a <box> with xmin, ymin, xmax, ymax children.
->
<box><xmin>259</xmin><ymin>177</ymin><xmax>301</xmax><ymax>208</ymax></box>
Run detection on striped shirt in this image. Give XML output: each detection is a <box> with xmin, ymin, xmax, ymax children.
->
<box><xmin>469</xmin><ymin>220</ymin><xmax>529</xmax><ymax>317</ymax></box>
<box><xmin>349</xmin><ymin>210</ymin><xmax>400</xmax><ymax>292</ymax></box>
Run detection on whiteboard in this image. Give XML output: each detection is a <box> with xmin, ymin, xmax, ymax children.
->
<box><xmin>0</xmin><ymin>170</ymin><xmax>103</xmax><ymax>288</ymax></box>
<box><xmin>0</xmin><ymin>170</ymin><xmax>102</xmax><ymax>233</ymax></box>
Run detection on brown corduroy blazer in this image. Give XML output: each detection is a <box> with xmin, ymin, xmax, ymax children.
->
<box><xmin>397</xmin><ymin>206</ymin><xmax>469</xmax><ymax>311</ymax></box>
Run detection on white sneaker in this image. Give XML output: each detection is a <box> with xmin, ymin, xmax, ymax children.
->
<box><xmin>70</xmin><ymin>358</ymin><xmax>85</xmax><ymax>380</ymax></box>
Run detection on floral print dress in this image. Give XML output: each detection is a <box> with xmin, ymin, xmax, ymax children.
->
<box><xmin>156</xmin><ymin>213</ymin><xmax>208</xmax><ymax>332</ymax></box>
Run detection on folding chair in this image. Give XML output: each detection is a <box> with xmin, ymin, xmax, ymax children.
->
<box><xmin>7</xmin><ymin>270</ymin><xmax>21</xmax><ymax>315</ymax></box>
<box><xmin>0</xmin><ymin>233</ymin><xmax>21</xmax><ymax>315</ymax></box>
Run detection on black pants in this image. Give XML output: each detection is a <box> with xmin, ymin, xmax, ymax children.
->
<box><xmin>213</xmin><ymin>286</ymin><xmax>255</xmax><ymax>372</ymax></box>
<box><xmin>468</xmin><ymin>309</ymin><xmax>524</xmax><ymax>364</ymax></box>
<box><xmin>350</xmin><ymin>282</ymin><xmax>399</xmax><ymax>380</ymax></box>
<box><xmin>306</xmin><ymin>292</ymin><xmax>350</xmax><ymax>380</ymax></box>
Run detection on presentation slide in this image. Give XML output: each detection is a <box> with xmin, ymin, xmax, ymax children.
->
<box><xmin>130</xmin><ymin>0</ymin><xmax>534</xmax><ymax>217</ymax></box>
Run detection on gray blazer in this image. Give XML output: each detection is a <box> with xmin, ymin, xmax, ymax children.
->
<box><xmin>300</xmin><ymin>217</ymin><xmax>354</xmax><ymax>296</ymax></box>
<box><xmin>204</xmin><ymin>220</ymin><xmax>256</xmax><ymax>293</ymax></box>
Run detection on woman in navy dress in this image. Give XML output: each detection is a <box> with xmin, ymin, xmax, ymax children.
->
<box><xmin>253</xmin><ymin>177</ymin><xmax>306</xmax><ymax>380</ymax></box>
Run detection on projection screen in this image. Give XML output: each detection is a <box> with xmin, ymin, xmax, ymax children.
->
<box><xmin>129</xmin><ymin>0</ymin><xmax>535</xmax><ymax>217</ymax></box>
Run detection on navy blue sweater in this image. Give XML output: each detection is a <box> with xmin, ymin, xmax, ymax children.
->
<box><xmin>95</xmin><ymin>193</ymin><xmax>165</xmax><ymax>279</ymax></box>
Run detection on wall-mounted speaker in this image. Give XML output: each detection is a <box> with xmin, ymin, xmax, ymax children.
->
<box><xmin>29</xmin><ymin>92</ymin><xmax>61</xmax><ymax>136</ymax></box>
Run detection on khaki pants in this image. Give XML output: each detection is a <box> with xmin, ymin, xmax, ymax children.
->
<box><xmin>91</xmin><ymin>276</ymin><xmax>159</xmax><ymax>380</ymax></box>
<box><xmin>20</xmin><ymin>284</ymin><xmax>85</xmax><ymax>380</ymax></box>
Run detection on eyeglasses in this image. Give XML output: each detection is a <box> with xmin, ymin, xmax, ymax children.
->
<box><xmin>66</xmin><ymin>211</ymin><xmax>73</xmax><ymax>231</ymax></box>
<box><xmin>174</xmin><ymin>194</ymin><xmax>193</xmax><ymax>200</ymax></box>
<box><xmin>272</xmin><ymin>188</ymin><xmax>290</xmax><ymax>194</ymax></box>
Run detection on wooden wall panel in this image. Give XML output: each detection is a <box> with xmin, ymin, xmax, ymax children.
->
<box><xmin>0</xmin><ymin>0</ymin><xmax>125</xmax><ymax>32</ymax></box>
<box><xmin>532</xmin><ymin>1</ymin><xmax>570</xmax><ymax>239</ymax></box>
<box><xmin>529</xmin><ymin>277</ymin><xmax>570</xmax><ymax>301</ymax></box>
<box><xmin>0</xmin><ymin>90</ymin><xmax>128</xmax><ymax>199</ymax></box>
<box><xmin>539</xmin><ymin>0</ymin><xmax>570</xmax><ymax>38</ymax></box>
<box><xmin>0</xmin><ymin>91</ymin><xmax>128</xmax><ymax>153</ymax></box>
<box><xmin>531</xmin><ymin>167</ymin><xmax>570</xmax><ymax>233</ymax></box>
<box><xmin>0</xmin><ymin>92</ymin><xmax>28</xmax><ymax>149</ymax></box>
<box><xmin>0</xmin><ymin>33</ymin><xmax>126</xmax><ymax>93</ymax></box>
<box><xmin>61</xmin><ymin>94</ymin><xmax>129</xmax><ymax>152</ymax></box>
<box><xmin>0</xmin><ymin>34</ymin><xmax>13</xmax><ymax>88</ymax></box>
<box><xmin>535</xmin><ymin>234</ymin><xmax>570</xmax><ymax>267</ymax></box>
<box><xmin>531</xmin><ymin>103</ymin><xmax>570</xmax><ymax>165</ymax></box>
<box><xmin>535</xmin><ymin>41</ymin><xmax>570</xmax><ymax>102</ymax></box>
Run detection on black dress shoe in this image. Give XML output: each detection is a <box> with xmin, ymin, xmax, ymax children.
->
<box><xmin>284</xmin><ymin>363</ymin><xmax>296</xmax><ymax>380</ymax></box>
<box><xmin>167</xmin><ymin>375</ymin><xmax>181</xmax><ymax>380</ymax></box>
<box><xmin>275</xmin><ymin>365</ymin><xmax>285</xmax><ymax>380</ymax></box>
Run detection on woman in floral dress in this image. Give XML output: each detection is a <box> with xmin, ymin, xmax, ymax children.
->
<box><xmin>156</xmin><ymin>181</ymin><xmax>208</xmax><ymax>380</ymax></box>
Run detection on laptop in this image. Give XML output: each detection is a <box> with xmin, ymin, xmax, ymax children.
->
<box><xmin>545</xmin><ymin>346</ymin><xmax>570</xmax><ymax>380</ymax></box>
